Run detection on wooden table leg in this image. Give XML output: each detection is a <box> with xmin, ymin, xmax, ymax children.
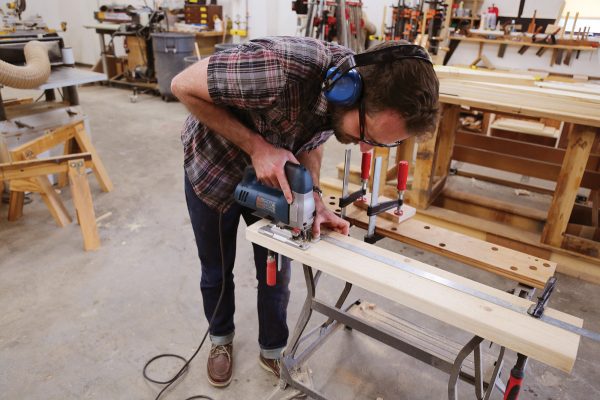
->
<box><xmin>387</xmin><ymin>137</ymin><xmax>416</xmax><ymax>182</ymax></box>
<box><xmin>541</xmin><ymin>125</ymin><xmax>597</xmax><ymax>247</ymax></box>
<box><xmin>434</xmin><ymin>105</ymin><xmax>461</xmax><ymax>181</ymax></box>
<box><xmin>411</xmin><ymin>104</ymin><xmax>460</xmax><ymax>209</ymax></box>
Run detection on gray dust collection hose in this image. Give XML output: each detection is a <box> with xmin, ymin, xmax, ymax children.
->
<box><xmin>0</xmin><ymin>40</ymin><xmax>51</xmax><ymax>89</ymax></box>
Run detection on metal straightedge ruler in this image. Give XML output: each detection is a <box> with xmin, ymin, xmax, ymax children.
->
<box><xmin>318</xmin><ymin>234</ymin><xmax>600</xmax><ymax>343</ymax></box>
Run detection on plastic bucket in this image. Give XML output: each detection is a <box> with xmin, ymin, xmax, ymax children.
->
<box><xmin>214</xmin><ymin>43</ymin><xmax>239</xmax><ymax>53</ymax></box>
<box><xmin>184</xmin><ymin>55</ymin><xmax>200</xmax><ymax>68</ymax></box>
<box><xmin>151</xmin><ymin>32</ymin><xmax>196</xmax><ymax>100</ymax></box>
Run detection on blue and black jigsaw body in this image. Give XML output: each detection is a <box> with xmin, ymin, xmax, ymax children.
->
<box><xmin>234</xmin><ymin>162</ymin><xmax>316</xmax><ymax>248</ymax></box>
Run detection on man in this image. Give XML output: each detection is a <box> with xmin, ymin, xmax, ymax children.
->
<box><xmin>171</xmin><ymin>36</ymin><xmax>439</xmax><ymax>388</ymax></box>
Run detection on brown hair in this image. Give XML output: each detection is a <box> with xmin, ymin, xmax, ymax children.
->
<box><xmin>357</xmin><ymin>40</ymin><xmax>440</xmax><ymax>138</ymax></box>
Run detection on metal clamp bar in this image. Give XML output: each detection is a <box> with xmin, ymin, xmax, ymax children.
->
<box><xmin>365</xmin><ymin>156</ymin><xmax>382</xmax><ymax>242</ymax></box>
<box><xmin>340</xmin><ymin>149</ymin><xmax>351</xmax><ymax>219</ymax></box>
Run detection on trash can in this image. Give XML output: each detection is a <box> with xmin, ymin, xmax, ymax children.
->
<box><xmin>184</xmin><ymin>55</ymin><xmax>200</xmax><ymax>68</ymax></box>
<box><xmin>151</xmin><ymin>32</ymin><xmax>196</xmax><ymax>101</ymax></box>
<box><xmin>214</xmin><ymin>43</ymin><xmax>239</xmax><ymax>53</ymax></box>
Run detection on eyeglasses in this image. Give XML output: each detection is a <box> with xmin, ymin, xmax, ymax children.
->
<box><xmin>358</xmin><ymin>100</ymin><xmax>405</xmax><ymax>148</ymax></box>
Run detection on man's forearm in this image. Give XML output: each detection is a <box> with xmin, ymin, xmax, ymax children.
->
<box><xmin>297</xmin><ymin>145</ymin><xmax>324</xmax><ymax>189</ymax></box>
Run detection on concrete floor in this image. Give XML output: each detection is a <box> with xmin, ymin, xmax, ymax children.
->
<box><xmin>1</xmin><ymin>84</ymin><xmax>599</xmax><ymax>400</ymax></box>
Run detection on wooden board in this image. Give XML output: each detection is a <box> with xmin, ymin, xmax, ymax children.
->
<box><xmin>439</xmin><ymin>80</ymin><xmax>600</xmax><ymax>128</ymax></box>
<box><xmin>338</xmin><ymin>195</ymin><xmax>554</xmax><ymax>289</ymax></box>
<box><xmin>321</xmin><ymin>177</ymin><xmax>600</xmax><ymax>283</ymax></box>
<box><xmin>247</xmin><ymin>220</ymin><xmax>581</xmax><ymax>373</ymax></box>
<box><xmin>0</xmin><ymin>153</ymin><xmax>93</xmax><ymax>181</ymax></box>
<box><xmin>434</xmin><ymin>65</ymin><xmax>537</xmax><ymax>85</ymax></box>
<box><xmin>490</xmin><ymin>119</ymin><xmax>560</xmax><ymax>138</ymax></box>
<box><xmin>535</xmin><ymin>81</ymin><xmax>600</xmax><ymax>95</ymax></box>
<box><xmin>452</xmin><ymin>145</ymin><xmax>600</xmax><ymax>189</ymax></box>
<box><xmin>455</xmin><ymin>131</ymin><xmax>600</xmax><ymax>172</ymax></box>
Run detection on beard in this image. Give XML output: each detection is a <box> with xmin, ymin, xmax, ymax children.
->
<box><xmin>331</xmin><ymin>107</ymin><xmax>359</xmax><ymax>145</ymax></box>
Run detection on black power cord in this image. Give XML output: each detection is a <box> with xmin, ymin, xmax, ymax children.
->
<box><xmin>143</xmin><ymin>212</ymin><xmax>228</xmax><ymax>400</ymax></box>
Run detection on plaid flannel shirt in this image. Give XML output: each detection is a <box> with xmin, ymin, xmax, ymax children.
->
<box><xmin>181</xmin><ymin>36</ymin><xmax>353</xmax><ymax>212</ymax></box>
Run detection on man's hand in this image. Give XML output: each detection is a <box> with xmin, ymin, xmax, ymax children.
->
<box><xmin>312</xmin><ymin>196</ymin><xmax>350</xmax><ymax>238</ymax></box>
<box><xmin>250</xmin><ymin>136</ymin><xmax>299</xmax><ymax>204</ymax></box>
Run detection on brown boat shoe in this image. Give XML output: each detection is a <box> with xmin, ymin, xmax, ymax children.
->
<box><xmin>259</xmin><ymin>354</ymin><xmax>281</xmax><ymax>379</ymax></box>
<box><xmin>207</xmin><ymin>343</ymin><xmax>233</xmax><ymax>387</ymax></box>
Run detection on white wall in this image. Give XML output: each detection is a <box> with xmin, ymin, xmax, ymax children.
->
<box><xmin>13</xmin><ymin>0</ymin><xmax>600</xmax><ymax>77</ymax></box>
<box><xmin>447</xmin><ymin>0</ymin><xmax>600</xmax><ymax>78</ymax></box>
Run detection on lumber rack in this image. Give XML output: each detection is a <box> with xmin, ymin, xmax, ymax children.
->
<box><xmin>278</xmin><ymin>263</ymin><xmax>524</xmax><ymax>400</ymax></box>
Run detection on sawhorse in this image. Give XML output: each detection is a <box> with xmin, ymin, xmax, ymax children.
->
<box><xmin>279</xmin><ymin>264</ymin><xmax>511</xmax><ymax>400</ymax></box>
<box><xmin>6</xmin><ymin>120</ymin><xmax>112</xmax><ymax>223</ymax></box>
<box><xmin>2</xmin><ymin>120</ymin><xmax>112</xmax><ymax>250</ymax></box>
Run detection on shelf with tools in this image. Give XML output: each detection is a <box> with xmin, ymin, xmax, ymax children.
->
<box><xmin>448</xmin><ymin>36</ymin><xmax>597</xmax><ymax>51</ymax></box>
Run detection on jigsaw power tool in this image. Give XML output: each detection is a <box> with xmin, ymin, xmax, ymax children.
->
<box><xmin>234</xmin><ymin>162</ymin><xmax>316</xmax><ymax>249</ymax></box>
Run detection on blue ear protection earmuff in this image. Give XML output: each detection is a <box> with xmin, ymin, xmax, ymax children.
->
<box><xmin>322</xmin><ymin>44</ymin><xmax>433</xmax><ymax>107</ymax></box>
<box><xmin>323</xmin><ymin>67</ymin><xmax>363</xmax><ymax>107</ymax></box>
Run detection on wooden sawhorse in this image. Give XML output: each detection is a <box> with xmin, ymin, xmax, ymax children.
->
<box><xmin>3</xmin><ymin>120</ymin><xmax>112</xmax><ymax>250</ymax></box>
<box><xmin>6</xmin><ymin>120</ymin><xmax>112</xmax><ymax>221</ymax></box>
<box><xmin>1</xmin><ymin>153</ymin><xmax>101</xmax><ymax>250</ymax></box>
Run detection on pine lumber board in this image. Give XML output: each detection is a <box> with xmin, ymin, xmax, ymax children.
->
<box><xmin>434</xmin><ymin>65</ymin><xmax>536</xmax><ymax>85</ymax></box>
<box><xmin>8</xmin><ymin>178</ymin><xmax>41</xmax><ymax>193</ymax></box>
<box><xmin>452</xmin><ymin>145</ymin><xmax>600</xmax><ymax>189</ymax></box>
<box><xmin>322</xmin><ymin>176</ymin><xmax>600</xmax><ymax>283</ymax></box>
<box><xmin>454</xmin><ymin>131</ymin><xmax>600</xmax><ymax>171</ymax></box>
<box><xmin>439</xmin><ymin>80</ymin><xmax>600</xmax><ymax>127</ymax></box>
<box><xmin>247</xmin><ymin>219</ymin><xmax>581</xmax><ymax>373</ymax></box>
<box><xmin>320</xmin><ymin>178</ymin><xmax>555</xmax><ymax>287</ymax></box>
<box><xmin>461</xmin><ymin>81</ymin><xmax>600</xmax><ymax>104</ymax></box>
<box><xmin>534</xmin><ymin>81</ymin><xmax>600</xmax><ymax>95</ymax></box>
<box><xmin>0</xmin><ymin>153</ymin><xmax>93</xmax><ymax>181</ymax></box>
<box><xmin>9</xmin><ymin>121</ymin><xmax>79</xmax><ymax>160</ymax></box>
<box><xmin>441</xmin><ymin>184</ymin><xmax>548</xmax><ymax>222</ymax></box>
<box><xmin>342</xmin><ymin>195</ymin><xmax>554</xmax><ymax>288</ymax></box>
<box><xmin>491</xmin><ymin>119</ymin><xmax>560</xmax><ymax>138</ymax></box>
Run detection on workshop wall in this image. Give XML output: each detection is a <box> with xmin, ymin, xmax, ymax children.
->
<box><xmin>447</xmin><ymin>0</ymin><xmax>600</xmax><ymax>78</ymax></box>
<box><xmin>18</xmin><ymin>0</ymin><xmax>599</xmax><ymax>78</ymax></box>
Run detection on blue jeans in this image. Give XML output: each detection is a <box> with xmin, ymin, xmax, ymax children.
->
<box><xmin>184</xmin><ymin>174</ymin><xmax>291</xmax><ymax>359</ymax></box>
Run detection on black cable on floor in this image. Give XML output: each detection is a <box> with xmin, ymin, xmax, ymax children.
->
<box><xmin>143</xmin><ymin>212</ymin><xmax>228</xmax><ymax>400</ymax></box>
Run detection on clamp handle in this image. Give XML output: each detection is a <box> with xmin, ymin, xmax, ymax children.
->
<box><xmin>266</xmin><ymin>252</ymin><xmax>277</xmax><ymax>287</ymax></box>
<box><xmin>504</xmin><ymin>354</ymin><xmax>528</xmax><ymax>400</ymax></box>
<box><xmin>361</xmin><ymin>151</ymin><xmax>372</xmax><ymax>181</ymax></box>
<box><xmin>528</xmin><ymin>276</ymin><xmax>557</xmax><ymax>318</ymax></box>
<box><xmin>397</xmin><ymin>161</ymin><xmax>409</xmax><ymax>191</ymax></box>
